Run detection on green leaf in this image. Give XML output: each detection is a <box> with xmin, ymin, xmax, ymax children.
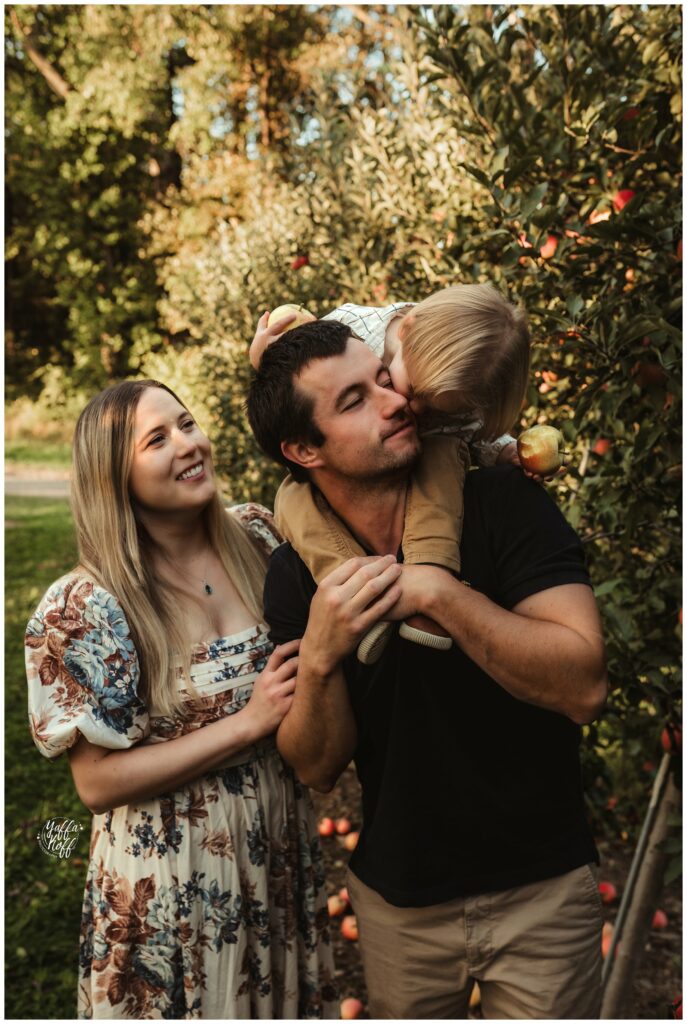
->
<box><xmin>520</xmin><ymin>182</ymin><xmax>549</xmax><ymax>218</ymax></box>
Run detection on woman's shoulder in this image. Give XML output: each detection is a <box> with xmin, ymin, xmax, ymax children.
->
<box><xmin>228</xmin><ymin>502</ymin><xmax>283</xmax><ymax>554</ymax></box>
<box><xmin>28</xmin><ymin>571</ymin><xmax>131</xmax><ymax>634</ymax></box>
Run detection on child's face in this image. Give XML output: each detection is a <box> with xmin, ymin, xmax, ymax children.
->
<box><xmin>388</xmin><ymin>349</ymin><xmax>426</xmax><ymax>415</ymax></box>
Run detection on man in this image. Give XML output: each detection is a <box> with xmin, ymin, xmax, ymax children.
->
<box><xmin>247</xmin><ymin>320</ymin><xmax>607</xmax><ymax>1019</ymax></box>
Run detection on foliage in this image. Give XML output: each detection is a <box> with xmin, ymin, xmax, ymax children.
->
<box><xmin>416</xmin><ymin>3</ymin><xmax>682</xmax><ymax>836</ymax></box>
<box><xmin>5</xmin><ymin>497</ymin><xmax>86</xmax><ymax>1020</ymax></box>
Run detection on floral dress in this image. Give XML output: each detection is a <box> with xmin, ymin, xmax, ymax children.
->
<box><xmin>25</xmin><ymin>505</ymin><xmax>338</xmax><ymax>1020</ymax></box>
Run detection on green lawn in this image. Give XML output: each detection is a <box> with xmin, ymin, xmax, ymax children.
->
<box><xmin>6</xmin><ymin>440</ymin><xmax>72</xmax><ymax>469</ymax></box>
<box><xmin>5</xmin><ymin>496</ymin><xmax>86</xmax><ymax>1019</ymax></box>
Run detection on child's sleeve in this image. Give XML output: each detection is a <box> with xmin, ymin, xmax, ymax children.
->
<box><xmin>273</xmin><ymin>474</ymin><xmax>367</xmax><ymax>585</ymax></box>
<box><xmin>470</xmin><ymin>433</ymin><xmax>516</xmax><ymax>467</ymax></box>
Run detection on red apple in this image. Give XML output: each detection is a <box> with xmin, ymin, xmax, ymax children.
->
<box><xmin>601</xmin><ymin>921</ymin><xmax>617</xmax><ymax>959</ymax></box>
<box><xmin>290</xmin><ymin>255</ymin><xmax>309</xmax><ymax>270</ymax></box>
<box><xmin>318</xmin><ymin>817</ymin><xmax>335</xmax><ymax>837</ymax></box>
<box><xmin>540</xmin><ymin>234</ymin><xmax>558</xmax><ymax>259</ymax></box>
<box><xmin>335</xmin><ymin>817</ymin><xmax>352</xmax><ymax>835</ymax></box>
<box><xmin>607</xmin><ymin>795</ymin><xmax>618</xmax><ymax>811</ymax></box>
<box><xmin>661</xmin><ymin>726</ymin><xmax>682</xmax><ymax>754</ymax></box>
<box><xmin>592</xmin><ymin>439</ymin><xmax>612</xmax><ymax>456</ymax></box>
<box><xmin>267</xmin><ymin>303</ymin><xmax>316</xmax><ymax>333</ymax></box>
<box><xmin>517</xmin><ymin>425</ymin><xmax>568</xmax><ymax>476</ymax></box>
<box><xmin>598</xmin><ymin>881</ymin><xmax>618</xmax><ymax>904</ymax></box>
<box><xmin>343</xmin><ymin>831</ymin><xmax>360</xmax><ymax>851</ymax></box>
<box><xmin>652</xmin><ymin>909</ymin><xmax>668</xmax><ymax>929</ymax></box>
<box><xmin>672</xmin><ymin>996</ymin><xmax>682</xmax><ymax>1019</ymax></box>
<box><xmin>341</xmin><ymin>915</ymin><xmax>359</xmax><ymax>941</ymax></box>
<box><xmin>338</xmin><ymin>886</ymin><xmax>350</xmax><ymax>905</ymax></box>
<box><xmin>613</xmin><ymin>189</ymin><xmax>636</xmax><ymax>212</ymax></box>
<box><xmin>327</xmin><ymin>894</ymin><xmax>348</xmax><ymax>918</ymax></box>
<box><xmin>341</xmin><ymin>997</ymin><xmax>364</xmax><ymax>1020</ymax></box>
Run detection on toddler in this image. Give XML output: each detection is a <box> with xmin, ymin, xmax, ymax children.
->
<box><xmin>249</xmin><ymin>284</ymin><xmax>531</xmax><ymax>663</ymax></box>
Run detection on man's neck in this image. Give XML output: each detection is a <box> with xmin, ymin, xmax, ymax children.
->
<box><xmin>311</xmin><ymin>471</ymin><xmax>408</xmax><ymax>557</ymax></box>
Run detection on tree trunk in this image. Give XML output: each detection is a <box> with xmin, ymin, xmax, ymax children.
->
<box><xmin>601</xmin><ymin>766</ymin><xmax>681</xmax><ymax>1019</ymax></box>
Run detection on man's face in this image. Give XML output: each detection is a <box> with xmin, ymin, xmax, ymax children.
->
<box><xmin>294</xmin><ymin>338</ymin><xmax>421</xmax><ymax>482</ymax></box>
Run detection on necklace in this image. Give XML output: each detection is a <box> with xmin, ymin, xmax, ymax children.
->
<box><xmin>165</xmin><ymin>548</ymin><xmax>214</xmax><ymax>596</ymax></box>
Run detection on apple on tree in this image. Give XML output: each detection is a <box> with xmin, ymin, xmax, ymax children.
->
<box><xmin>517</xmin><ymin>425</ymin><xmax>568</xmax><ymax>477</ymax></box>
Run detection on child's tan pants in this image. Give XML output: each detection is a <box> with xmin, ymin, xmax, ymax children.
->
<box><xmin>273</xmin><ymin>435</ymin><xmax>470</xmax><ymax>582</ymax></box>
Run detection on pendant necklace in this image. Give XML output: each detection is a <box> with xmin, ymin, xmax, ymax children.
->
<box><xmin>167</xmin><ymin>549</ymin><xmax>214</xmax><ymax>596</ymax></box>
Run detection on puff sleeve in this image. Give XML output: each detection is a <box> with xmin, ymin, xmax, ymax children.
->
<box><xmin>25</xmin><ymin>575</ymin><xmax>150</xmax><ymax>759</ymax></box>
<box><xmin>229</xmin><ymin>502</ymin><xmax>284</xmax><ymax>555</ymax></box>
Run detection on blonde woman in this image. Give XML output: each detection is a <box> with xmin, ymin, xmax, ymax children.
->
<box><xmin>25</xmin><ymin>380</ymin><xmax>337</xmax><ymax>1020</ymax></box>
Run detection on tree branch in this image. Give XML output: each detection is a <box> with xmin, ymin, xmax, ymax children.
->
<box><xmin>9</xmin><ymin>7</ymin><xmax>70</xmax><ymax>101</ymax></box>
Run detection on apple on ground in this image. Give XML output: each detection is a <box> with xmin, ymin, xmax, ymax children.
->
<box><xmin>517</xmin><ymin>425</ymin><xmax>568</xmax><ymax>476</ymax></box>
<box><xmin>338</xmin><ymin>886</ymin><xmax>350</xmax><ymax>905</ymax></box>
<box><xmin>340</xmin><ymin>997</ymin><xmax>364</xmax><ymax>1020</ymax></box>
<box><xmin>318</xmin><ymin>817</ymin><xmax>335</xmax><ymax>837</ymax></box>
<box><xmin>598</xmin><ymin>881</ymin><xmax>618</xmax><ymax>904</ymax></box>
<box><xmin>267</xmin><ymin>303</ymin><xmax>316</xmax><ymax>333</ymax></box>
<box><xmin>343</xmin><ymin>831</ymin><xmax>360</xmax><ymax>851</ymax></box>
<box><xmin>341</xmin><ymin>915</ymin><xmax>359</xmax><ymax>941</ymax></box>
<box><xmin>335</xmin><ymin>817</ymin><xmax>352</xmax><ymax>835</ymax></box>
<box><xmin>327</xmin><ymin>894</ymin><xmax>349</xmax><ymax>918</ymax></box>
<box><xmin>652</xmin><ymin>909</ymin><xmax>668</xmax><ymax>929</ymax></box>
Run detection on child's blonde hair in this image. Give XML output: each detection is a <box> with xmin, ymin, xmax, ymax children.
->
<box><xmin>402</xmin><ymin>283</ymin><xmax>531</xmax><ymax>440</ymax></box>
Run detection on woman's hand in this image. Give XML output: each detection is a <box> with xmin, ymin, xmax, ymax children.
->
<box><xmin>243</xmin><ymin>639</ymin><xmax>301</xmax><ymax>737</ymax></box>
<box><xmin>249</xmin><ymin>311</ymin><xmax>298</xmax><ymax>369</ymax></box>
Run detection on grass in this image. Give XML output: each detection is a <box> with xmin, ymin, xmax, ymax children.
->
<box><xmin>5</xmin><ymin>496</ymin><xmax>86</xmax><ymax>1019</ymax></box>
<box><xmin>5</xmin><ymin>440</ymin><xmax>72</xmax><ymax>468</ymax></box>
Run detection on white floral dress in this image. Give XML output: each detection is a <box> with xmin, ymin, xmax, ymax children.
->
<box><xmin>25</xmin><ymin>505</ymin><xmax>338</xmax><ymax>1020</ymax></box>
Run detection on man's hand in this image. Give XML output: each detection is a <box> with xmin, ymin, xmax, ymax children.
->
<box><xmin>384</xmin><ymin>563</ymin><xmax>450</xmax><ymax>622</ymax></box>
<box><xmin>300</xmin><ymin>555</ymin><xmax>402</xmax><ymax>675</ymax></box>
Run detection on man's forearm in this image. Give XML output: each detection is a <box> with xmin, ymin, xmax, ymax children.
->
<box><xmin>277</xmin><ymin>655</ymin><xmax>356</xmax><ymax>792</ymax></box>
<box><xmin>423</xmin><ymin>578</ymin><xmax>607</xmax><ymax>725</ymax></box>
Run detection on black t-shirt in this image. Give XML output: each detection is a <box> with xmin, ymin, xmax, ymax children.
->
<box><xmin>264</xmin><ymin>466</ymin><xmax>599</xmax><ymax>907</ymax></box>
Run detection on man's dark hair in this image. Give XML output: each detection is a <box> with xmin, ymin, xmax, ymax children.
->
<box><xmin>246</xmin><ymin>319</ymin><xmax>351</xmax><ymax>482</ymax></box>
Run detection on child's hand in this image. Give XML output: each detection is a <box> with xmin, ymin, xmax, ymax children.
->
<box><xmin>496</xmin><ymin>441</ymin><xmax>521</xmax><ymax>467</ymax></box>
<box><xmin>249</xmin><ymin>310</ymin><xmax>299</xmax><ymax>370</ymax></box>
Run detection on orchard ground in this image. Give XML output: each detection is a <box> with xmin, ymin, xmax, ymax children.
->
<box><xmin>314</xmin><ymin>769</ymin><xmax>682</xmax><ymax>1020</ymax></box>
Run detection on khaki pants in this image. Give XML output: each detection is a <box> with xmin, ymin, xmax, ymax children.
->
<box><xmin>274</xmin><ymin>436</ymin><xmax>470</xmax><ymax>581</ymax></box>
<box><xmin>346</xmin><ymin>865</ymin><xmax>603</xmax><ymax>1020</ymax></box>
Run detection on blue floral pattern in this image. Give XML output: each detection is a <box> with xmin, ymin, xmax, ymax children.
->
<box><xmin>26</xmin><ymin>505</ymin><xmax>337</xmax><ymax>1019</ymax></box>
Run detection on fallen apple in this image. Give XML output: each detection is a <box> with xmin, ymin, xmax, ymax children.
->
<box><xmin>341</xmin><ymin>997</ymin><xmax>364</xmax><ymax>1019</ymax></box>
<box><xmin>652</xmin><ymin>909</ymin><xmax>668</xmax><ymax>929</ymax></box>
<box><xmin>327</xmin><ymin>894</ymin><xmax>348</xmax><ymax>918</ymax></box>
<box><xmin>318</xmin><ymin>817</ymin><xmax>335</xmax><ymax>837</ymax></box>
<box><xmin>598</xmin><ymin>881</ymin><xmax>618</xmax><ymax>904</ymax></box>
<box><xmin>335</xmin><ymin>817</ymin><xmax>352</xmax><ymax>835</ymax></box>
<box><xmin>341</xmin><ymin>914</ymin><xmax>359</xmax><ymax>941</ymax></box>
<box><xmin>517</xmin><ymin>425</ymin><xmax>568</xmax><ymax>476</ymax></box>
<box><xmin>343</xmin><ymin>831</ymin><xmax>360</xmax><ymax>851</ymax></box>
<box><xmin>267</xmin><ymin>303</ymin><xmax>316</xmax><ymax>333</ymax></box>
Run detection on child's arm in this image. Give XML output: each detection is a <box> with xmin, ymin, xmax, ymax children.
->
<box><xmin>471</xmin><ymin>434</ymin><xmax>518</xmax><ymax>468</ymax></box>
<box><xmin>249</xmin><ymin>310</ymin><xmax>300</xmax><ymax>369</ymax></box>
<box><xmin>402</xmin><ymin>436</ymin><xmax>470</xmax><ymax>575</ymax></box>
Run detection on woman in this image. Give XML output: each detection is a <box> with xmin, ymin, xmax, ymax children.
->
<box><xmin>25</xmin><ymin>380</ymin><xmax>338</xmax><ymax>1020</ymax></box>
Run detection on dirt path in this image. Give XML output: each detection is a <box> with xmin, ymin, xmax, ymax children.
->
<box><xmin>5</xmin><ymin>466</ymin><xmax>70</xmax><ymax>499</ymax></box>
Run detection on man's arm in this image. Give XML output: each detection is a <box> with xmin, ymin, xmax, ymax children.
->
<box><xmin>268</xmin><ymin>553</ymin><xmax>402</xmax><ymax>792</ymax></box>
<box><xmin>395</xmin><ymin>569</ymin><xmax>607</xmax><ymax>725</ymax></box>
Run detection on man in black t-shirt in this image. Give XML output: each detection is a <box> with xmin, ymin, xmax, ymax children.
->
<box><xmin>247</xmin><ymin>321</ymin><xmax>608</xmax><ymax>1019</ymax></box>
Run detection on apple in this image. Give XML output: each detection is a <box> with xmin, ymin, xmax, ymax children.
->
<box><xmin>517</xmin><ymin>426</ymin><xmax>568</xmax><ymax>476</ymax></box>
<box><xmin>341</xmin><ymin>997</ymin><xmax>364</xmax><ymax>1020</ymax></box>
<box><xmin>318</xmin><ymin>817</ymin><xmax>335</xmax><ymax>837</ymax></box>
<box><xmin>335</xmin><ymin>817</ymin><xmax>352</xmax><ymax>835</ymax></box>
<box><xmin>540</xmin><ymin>234</ymin><xmax>558</xmax><ymax>259</ymax></box>
<box><xmin>601</xmin><ymin>921</ymin><xmax>616</xmax><ymax>959</ymax></box>
<box><xmin>662</xmin><ymin>725</ymin><xmax>682</xmax><ymax>754</ymax></box>
<box><xmin>613</xmin><ymin>189</ymin><xmax>636</xmax><ymax>212</ymax></box>
<box><xmin>343</xmin><ymin>831</ymin><xmax>360</xmax><ymax>851</ymax></box>
<box><xmin>267</xmin><ymin>303</ymin><xmax>316</xmax><ymax>333</ymax></box>
<box><xmin>290</xmin><ymin>255</ymin><xmax>309</xmax><ymax>270</ymax></box>
<box><xmin>652</xmin><ymin>909</ymin><xmax>668</xmax><ymax>929</ymax></box>
<box><xmin>341</xmin><ymin>915</ymin><xmax>359</xmax><ymax>941</ymax></box>
<box><xmin>328</xmin><ymin>894</ymin><xmax>348</xmax><ymax>918</ymax></box>
<box><xmin>592</xmin><ymin>439</ymin><xmax>612</xmax><ymax>456</ymax></box>
<box><xmin>598</xmin><ymin>881</ymin><xmax>618</xmax><ymax>904</ymax></box>
<box><xmin>672</xmin><ymin>996</ymin><xmax>682</xmax><ymax>1019</ymax></box>
<box><xmin>338</xmin><ymin>886</ymin><xmax>350</xmax><ymax>905</ymax></box>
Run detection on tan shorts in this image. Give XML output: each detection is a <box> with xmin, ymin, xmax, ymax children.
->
<box><xmin>346</xmin><ymin>864</ymin><xmax>603</xmax><ymax>1019</ymax></box>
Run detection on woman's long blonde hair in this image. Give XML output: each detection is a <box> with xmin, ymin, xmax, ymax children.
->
<box><xmin>71</xmin><ymin>380</ymin><xmax>269</xmax><ymax>717</ymax></box>
<box><xmin>402</xmin><ymin>284</ymin><xmax>531</xmax><ymax>439</ymax></box>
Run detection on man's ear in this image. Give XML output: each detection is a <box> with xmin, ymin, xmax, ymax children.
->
<box><xmin>280</xmin><ymin>439</ymin><xmax>325</xmax><ymax>471</ymax></box>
